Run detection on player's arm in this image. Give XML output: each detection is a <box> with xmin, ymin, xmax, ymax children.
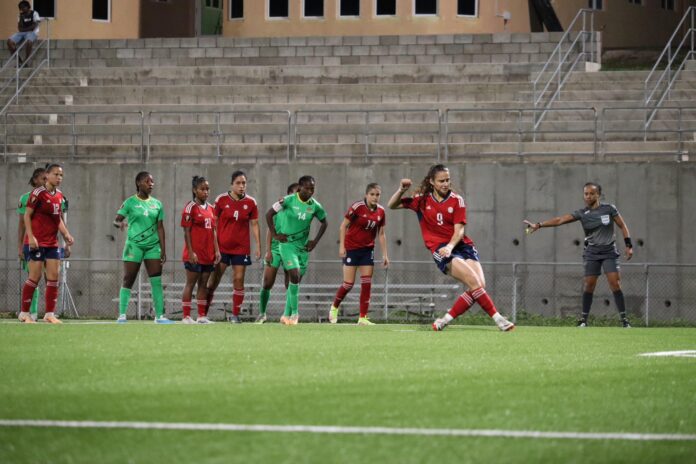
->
<box><xmin>157</xmin><ymin>220</ymin><xmax>167</xmax><ymax>264</ymax></box>
<box><xmin>306</xmin><ymin>217</ymin><xmax>328</xmax><ymax>252</ymax></box>
<box><xmin>57</xmin><ymin>217</ymin><xmax>74</xmax><ymax>246</ymax></box>
<box><xmin>213</xmin><ymin>222</ymin><xmax>221</xmax><ymax>264</ymax></box>
<box><xmin>17</xmin><ymin>213</ymin><xmax>26</xmax><ymax>261</ymax></box>
<box><xmin>614</xmin><ymin>214</ymin><xmax>633</xmax><ymax>261</ymax></box>
<box><xmin>378</xmin><ymin>224</ymin><xmax>389</xmax><ymax>268</ymax></box>
<box><xmin>23</xmin><ymin>206</ymin><xmax>38</xmax><ymax>250</ymax></box>
<box><xmin>266</xmin><ymin>206</ymin><xmax>286</xmax><ymax>242</ymax></box>
<box><xmin>523</xmin><ymin>214</ymin><xmax>577</xmax><ymax>234</ymax></box>
<box><xmin>338</xmin><ymin>217</ymin><xmax>349</xmax><ymax>257</ymax></box>
<box><xmin>183</xmin><ymin>225</ymin><xmax>197</xmax><ymax>264</ymax></box>
<box><xmin>438</xmin><ymin>223</ymin><xmax>466</xmax><ymax>258</ymax></box>
<box><xmin>264</xmin><ymin>229</ymin><xmax>272</xmax><ymax>263</ymax></box>
<box><xmin>113</xmin><ymin>213</ymin><xmax>128</xmax><ymax>230</ymax></box>
<box><xmin>250</xmin><ymin>218</ymin><xmax>261</xmax><ymax>260</ymax></box>
<box><xmin>388</xmin><ymin>179</ymin><xmax>412</xmax><ymax>209</ymax></box>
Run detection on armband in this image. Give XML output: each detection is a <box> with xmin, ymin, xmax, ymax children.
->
<box><xmin>624</xmin><ymin>238</ymin><xmax>633</xmax><ymax>248</ymax></box>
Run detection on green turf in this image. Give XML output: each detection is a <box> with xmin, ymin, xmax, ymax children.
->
<box><xmin>0</xmin><ymin>322</ymin><xmax>694</xmax><ymax>463</ymax></box>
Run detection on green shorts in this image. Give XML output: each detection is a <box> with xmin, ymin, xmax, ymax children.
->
<box><xmin>279</xmin><ymin>241</ymin><xmax>308</xmax><ymax>274</ymax></box>
<box><xmin>123</xmin><ymin>241</ymin><xmax>162</xmax><ymax>263</ymax></box>
<box><xmin>267</xmin><ymin>240</ymin><xmax>283</xmax><ymax>269</ymax></box>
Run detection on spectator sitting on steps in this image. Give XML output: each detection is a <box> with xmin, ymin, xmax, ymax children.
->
<box><xmin>7</xmin><ymin>1</ymin><xmax>41</xmax><ymax>66</ymax></box>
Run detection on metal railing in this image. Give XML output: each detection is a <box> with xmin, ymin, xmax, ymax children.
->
<box><xmin>444</xmin><ymin>107</ymin><xmax>598</xmax><ymax>160</ymax></box>
<box><xmin>1</xmin><ymin>258</ymin><xmax>694</xmax><ymax>326</ymax></box>
<box><xmin>532</xmin><ymin>9</ymin><xmax>598</xmax><ymax>130</ymax></box>
<box><xmin>3</xmin><ymin>111</ymin><xmax>145</xmax><ymax>162</ymax></box>
<box><xmin>644</xmin><ymin>6</ymin><xmax>696</xmax><ymax>129</ymax></box>
<box><xmin>147</xmin><ymin>110</ymin><xmax>292</xmax><ymax>162</ymax></box>
<box><xmin>293</xmin><ymin>109</ymin><xmax>441</xmax><ymax>161</ymax></box>
<box><xmin>0</xmin><ymin>19</ymin><xmax>51</xmax><ymax>116</ymax></box>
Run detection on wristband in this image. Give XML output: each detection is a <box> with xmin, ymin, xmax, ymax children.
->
<box><xmin>113</xmin><ymin>220</ymin><xmax>122</xmax><ymax>229</ymax></box>
<box><xmin>624</xmin><ymin>237</ymin><xmax>633</xmax><ymax>248</ymax></box>
<box><xmin>536</xmin><ymin>222</ymin><xmax>542</xmax><ymax>228</ymax></box>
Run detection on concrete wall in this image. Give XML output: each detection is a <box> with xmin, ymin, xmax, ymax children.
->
<box><xmin>1</xmin><ymin>162</ymin><xmax>694</xmax><ymax>265</ymax></box>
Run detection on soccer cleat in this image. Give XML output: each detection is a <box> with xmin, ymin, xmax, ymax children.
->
<box><xmin>154</xmin><ymin>316</ymin><xmax>175</xmax><ymax>325</ymax></box>
<box><xmin>181</xmin><ymin>316</ymin><xmax>195</xmax><ymax>324</ymax></box>
<box><xmin>432</xmin><ymin>317</ymin><xmax>447</xmax><ymax>331</ymax></box>
<box><xmin>116</xmin><ymin>315</ymin><xmax>127</xmax><ymax>324</ymax></box>
<box><xmin>622</xmin><ymin>319</ymin><xmax>632</xmax><ymax>328</ymax></box>
<box><xmin>254</xmin><ymin>313</ymin><xmax>267</xmax><ymax>324</ymax></box>
<box><xmin>18</xmin><ymin>312</ymin><xmax>36</xmax><ymax>324</ymax></box>
<box><xmin>196</xmin><ymin>317</ymin><xmax>214</xmax><ymax>324</ymax></box>
<box><xmin>43</xmin><ymin>314</ymin><xmax>63</xmax><ymax>324</ymax></box>
<box><xmin>328</xmin><ymin>306</ymin><xmax>339</xmax><ymax>324</ymax></box>
<box><xmin>279</xmin><ymin>315</ymin><xmax>291</xmax><ymax>325</ymax></box>
<box><xmin>497</xmin><ymin>318</ymin><xmax>515</xmax><ymax>332</ymax></box>
<box><xmin>577</xmin><ymin>320</ymin><xmax>588</xmax><ymax>328</ymax></box>
<box><xmin>288</xmin><ymin>314</ymin><xmax>299</xmax><ymax>325</ymax></box>
<box><xmin>229</xmin><ymin>314</ymin><xmax>242</xmax><ymax>324</ymax></box>
<box><xmin>357</xmin><ymin>317</ymin><xmax>375</xmax><ymax>326</ymax></box>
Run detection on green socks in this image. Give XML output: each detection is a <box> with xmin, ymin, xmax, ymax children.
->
<box><xmin>259</xmin><ymin>288</ymin><xmax>270</xmax><ymax>315</ymax></box>
<box><xmin>119</xmin><ymin>287</ymin><xmax>132</xmax><ymax>316</ymax></box>
<box><xmin>150</xmin><ymin>276</ymin><xmax>164</xmax><ymax>318</ymax></box>
<box><xmin>287</xmin><ymin>282</ymin><xmax>299</xmax><ymax>317</ymax></box>
<box><xmin>30</xmin><ymin>287</ymin><xmax>40</xmax><ymax>316</ymax></box>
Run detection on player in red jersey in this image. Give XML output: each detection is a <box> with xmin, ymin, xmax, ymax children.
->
<box><xmin>20</xmin><ymin>163</ymin><xmax>74</xmax><ymax>324</ymax></box>
<box><xmin>206</xmin><ymin>170</ymin><xmax>261</xmax><ymax>323</ymax></box>
<box><xmin>181</xmin><ymin>176</ymin><xmax>220</xmax><ymax>324</ymax></box>
<box><xmin>388</xmin><ymin>164</ymin><xmax>514</xmax><ymax>332</ymax></box>
<box><xmin>329</xmin><ymin>183</ymin><xmax>389</xmax><ymax>325</ymax></box>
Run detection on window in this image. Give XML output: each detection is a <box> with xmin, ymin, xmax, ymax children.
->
<box><xmin>340</xmin><ymin>0</ymin><xmax>360</xmax><ymax>17</ymax></box>
<box><xmin>588</xmin><ymin>0</ymin><xmax>602</xmax><ymax>10</ymax></box>
<box><xmin>376</xmin><ymin>0</ymin><xmax>396</xmax><ymax>16</ymax></box>
<box><xmin>269</xmin><ymin>0</ymin><xmax>288</xmax><ymax>17</ymax></box>
<box><xmin>457</xmin><ymin>0</ymin><xmax>476</xmax><ymax>16</ymax></box>
<box><xmin>662</xmin><ymin>0</ymin><xmax>675</xmax><ymax>10</ymax></box>
<box><xmin>32</xmin><ymin>0</ymin><xmax>55</xmax><ymax>18</ymax></box>
<box><xmin>304</xmin><ymin>0</ymin><xmax>324</xmax><ymax>17</ymax></box>
<box><xmin>230</xmin><ymin>0</ymin><xmax>243</xmax><ymax>18</ymax></box>
<box><xmin>414</xmin><ymin>0</ymin><xmax>437</xmax><ymax>15</ymax></box>
<box><xmin>92</xmin><ymin>0</ymin><xmax>110</xmax><ymax>21</ymax></box>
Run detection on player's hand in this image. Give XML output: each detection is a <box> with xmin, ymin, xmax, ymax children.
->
<box><xmin>214</xmin><ymin>251</ymin><xmax>221</xmax><ymax>265</ymax></box>
<box><xmin>18</xmin><ymin>248</ymin><xmax>24</xmax><ymax>261</ymax></box>
<box><xmin>160</xmin><ymin>251</ymin><xmax>167</xmax><ymax>265</ymax></box>
<box><xmin>438</xmin><ymin>244</ymin><xmax>454</xmax><ymax>258</ymax></box>
<box><xmin>399</xmin><ymin>179</ymin><xmax>412</xmax><ymax>191</ymax></box>
<box><xmin>63</xmin><ymin>233</ymin><xmax>74</xmax><ymax>246</ymax></box>
<box><xmin>254</xmin><ymin>248</ymin><xmax>261</xmax><ymax>261</ymax></box>
<box><xmin>306</xmin><ymin>240</ymin><xmax>318</xmax><ymax>252</ymax></box>
<box><xmin>63</xmin><ymin>246</ymin><xmax>71</xmax><ymax>259</ymax></box>
<box><xmin>625</xmin><ymin>247</ymin><xmax>633</xmax><ymax>261</ymax></box>
<box><xmin>264</xmin><ymin>250</ymin><xmax>272</xmax><ymax>264</ymax></box>
<box><xmin>189</xmin><ymin>252</ymin><xmax>198</xmax><ymax>265</ymax></box>
<box><xmin>523</xmin><ymin>220</ymin><xmax>540</xmax><ymax>234</ymax></box>
<box><xmin>29</xmin><ymin>236</ymin><xmax>39</xmax><ymax>251</ymax></box>
<box><xmin>338</xmin><ymin>246</ymin><xmax>346</xmax><ymax>258</ymax></box>
<box><xmin>274</xmin><ymin>233</ymin><xmax>288</xmax><ymax>243</ymax></box>
<box><xmin>382</xmin><ymin>256</ymin><xmax>390</xmax><ymax>268</ymax></box>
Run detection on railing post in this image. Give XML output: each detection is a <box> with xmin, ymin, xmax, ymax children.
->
<box><xmin>363</xmin><ymin>111</ymin><xmax>369</xmax><ymax>161</ymax></box>
<box><xmin>286</xmin><ymin>110</ymin><xmax>291</xmax><ymax>162</ymax></box>
<box><xmin>292</xmin><ymin>111</ymin><xmax>298</xmax><ymax>160</ymax></box>
<box><xmin>667</xmin><ymin>47</ymin><xmax>672</xmax><ymax>100</ymax></box>
<box><xmin>557</xmin><ymin>40</ymin><xmax>562</xmax><ymax>100</ymax></box>
<box><xmin>443</xmin><ymin>109</ymin><xmax>449</xmax><ymax>161</ymax></box>
<box><xmin>46</xmin><ymin>19</ymin><xmax>51</xmax><ymax>68</ymax></box>
<box><xmin>140</xmin><ymin>111</ymin><xmax>144</xmax><ymax>162</ymax></box>
<box><xmin>436</xmin><ymin>110</ymin><xmax>442</xmax><ymax>162</ymax></box>
<box><xmin>71</xmin><ymin>113</ymin><xmax>76</xmax><ymax>160</ymax></box>
<box><xmin>592</xmin><ymin>107</ymin><xmax>598</xmax><ymax>161</ymax></box>
<box><xmin>678</xmin><ymin>107</ymin><xmax>683</xmax><ymax>156</ymax></box>
<box><xmin>3</xmin><ymin>112</ymin><xmax>7</xmax><ymax>162</ymax></box>
<box><xmin>518</xmin><ymin>109</ymin><xmax>524</xmax><ymax>155</ymax></box>
<box><xmin>215</xmin><ymin>112</ymin><xmax>221</xmax><ymax>159</ymax></box>
<box><xmin>383</xmin><ymin>266</ymin><xmax>389</xmax><ymax>322</ymax></box>
<box><xmin>137</xmin><ymin>270</ymin><xmax>142</xmax><ymax>320</ymax></box>
<box><xmin>511</xmin><ymin>263</ymin><xmax>518</xmax><ymax>323</ymax></box>
<box><xmin>146</xmin><ymin>111</ymin><xmax>152</xmax><ymax>163</ymax></box>
<box><xmin>644</xmin><ymin>264</ymin><xmax>649</xmax><ymax>327</ymax></box>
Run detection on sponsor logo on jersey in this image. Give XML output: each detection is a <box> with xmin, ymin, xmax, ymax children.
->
<box><xmin>601</xmin><ymin>214</ymin><xmax>610</xmax><ymax>225</ymax></box>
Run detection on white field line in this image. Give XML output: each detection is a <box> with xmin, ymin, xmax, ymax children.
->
<box><xmin>0</xmin><ymin>420</ymin><xmax>694</xmax><ymax>442</ymax></box>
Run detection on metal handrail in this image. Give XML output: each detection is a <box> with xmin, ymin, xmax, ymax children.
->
<box><xmin>293</xmin><ymin>109</ymin><xmax>441</xmax><ymax>161</ymax></box>
<box><xmin>644</xmin><ymin>6</ymin><xmax>695</xmax><ymax>129</ymax></box>
<box><xmin>0</xmin><ymin>19</ymin><xmax>51</xmax><ymax>116</ymax></box>
<box><xmin>532</xmin><ymin>9</ymin><xmax>597</xmax><ymax>130</ymax></box>
<box><xmin>3</xmin><ymin>110</ymin><xmax>144</xmax><ymax>162</ymax></box>
<box><xmin>444</xmin><ymin>107</ymin><xmax>598</xmax><ymax>159</ymax></box>
<box><xmin>147</xmin><ymin>110</ymin><xmax>292</xmax><ymax>162</ymax></box>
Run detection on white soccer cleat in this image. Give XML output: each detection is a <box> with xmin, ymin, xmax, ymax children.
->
<box><xmin>116</xmin><ymin>314</ymin><xmax>127</xmax><ymax>324</ymax></box>
<box><xmin>432</xmin><ymin>317</ymin><xmax>447</xmax><ymax>331</ymax></box>
<box><xmin>181</xmin><ymin>316</ymin><xmax>195</xmax><ymax>324</ymax></box>
<box><xmin>328</xmin><ymin>306</ymin><xmax>338</xmax><ymax>324</ymax></box>
<box><xmin>497</xmin><ymin>318</ymin><xmax>515</xmax><ymax>332</ymax></box>
<box><xmin>18</xmin><ymin>312</ymin><xmax>36</xmax><ymax>324</ymax></box>
<box><xmin>196</xmin><ymin>317</ymin><xmax>214</xmax><ymax>324</ymax></box>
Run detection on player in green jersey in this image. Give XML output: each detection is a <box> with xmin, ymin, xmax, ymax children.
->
<box><xmin>266</xmin><ymin>175</ymin><xmax>327</xmax><ymax>325</ymax></box>
<box><xmin>256</xmin><ymin>182</ymin><xmax>299</xmax><ymax>323</ymax></box>
<box><xmin>113</xmin><ymin>171</ymin><xmax>173</xmax><ymax>324</ymax></box>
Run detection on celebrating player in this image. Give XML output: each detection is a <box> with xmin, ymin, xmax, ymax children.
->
<box><xmin>256</xmin><ymin>182</ymin><xmax>299</xmax><ymax>324</ymax></box>
<box><xmin>181</xmin><ymin>176</ymin><xmax>220</xmax><ymax>324</ymax></box>
<box><xmin>388</xmin><ymin>164</ymin><xmax>514</xmax><ymax>332</ymax></box>
<box><xmin>113</xmin><ymin>171</ymin><xmax>173</xmax><ymax>324</ymax></box>
<box><xmin>329</xmin><ymin>183</ymin><xmax>389</xmax><ymax>325</ymax></box>
<box><xmin>266</xmin><ymin>175</ymin><xmax>327</xmax><ymax>325</ymax></box>
<box><xmin>20</xmin><ymin>163</ymin><xmax>74</xmax><ymax>324</ymax></box>
<box><xmin>205</xmin><ymin>171</ymin><xmax>261</xmax><ymax>324</ymax></box>
<box><xmin>524</xmin><ymin>182</ymin><xmax>634</xmax><ymax>328</ymax></box>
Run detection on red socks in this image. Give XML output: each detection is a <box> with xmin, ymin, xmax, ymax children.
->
<box><xmin>182</xmin><ymin>298</ymin><xmax>192</xmax><ymax>318</ymax></box>
<box><xmin>45</xmin><ymin>280</ymin><xmax>59</xmax><ymax>313</ymax></box>
<box><xmin>448</xmin><ymin>291</ymin><xmax>474</xmax><ymax>318</ymax></box>
<box><xmin>471</xmin><ymin>287</ymin><xmax>498</xmax><ymax>317</ymax></box>
<box><xmin>333</xmin><ymin>281</ymin><xmax>354</xmax><ymax>308</ymax></box>
<box><xmin>359</xmin><ymin>276</ymin><xmax>372</xmax><ymax>318</ymax></box>
<box><xmin>197</xmin><ymin>299</ymin><xmax>207</xmax><ymax>318</ymax></box>
<box><xmin>232</xmin><ymin>288</ymin><xmax>244</xmax><ymax>316</ymax></box>
<box><xmin>21</xmin><ymin>279</ymin><xmax>38</xmax><ymax>312</ymax></box>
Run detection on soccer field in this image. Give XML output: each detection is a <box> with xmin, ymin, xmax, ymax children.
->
<box><xmin>0</xmin><ymin>322</ymin><xmax>694</xmax><ymax>463</ymax></box>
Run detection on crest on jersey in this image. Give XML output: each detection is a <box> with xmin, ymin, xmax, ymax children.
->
<box><xmin>601</xmin><ymin>214</ymin><xmax>610</xmax><ymax>225</ymax></box>
<box><xmin>447</xmin><ymin>207</ymin><xmax>453</xmax><ymax>213</ymax></box>
<box><xmin>243</xmin><ymin>205</ymin><xmax>248</xmax><ymax>210</ymax></box>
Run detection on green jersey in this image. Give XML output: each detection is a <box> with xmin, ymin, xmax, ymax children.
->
<box><xmin>117</xmin><ymin>195</ymin><xmax>165</xmax><ymax>248</ymax></box>
<box><xmin>272</xmin><ymin>193</ymin><xmax>326</xmax><ymax>244</ymax></box>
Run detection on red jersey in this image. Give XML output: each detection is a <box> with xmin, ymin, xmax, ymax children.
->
<box><xmin>401</xmin><ymin>192</ymin><xmax>474</xmax><ymax>253</ymax></box>
<box><xmin>214</xmin><ymin>193</ymin><xmax>258</xmax><ymax>255</ymax></box>
<box><xmin>344</xmin><ymin>200</ymin><xmax>386</xmax><ymax>251</ymax></box>
<box><xmin>27</xmin><ymin>187</ymin><xmax>64</xmax><ymax>247</ymax></box>
<box><xmin>181</xmin><ymin>201</ymin><xmax>216</xmax><ymax>265</ymax></box>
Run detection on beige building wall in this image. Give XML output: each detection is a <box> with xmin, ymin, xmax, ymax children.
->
<box><xmin>1</xmin><ymin>0</ymin><xmax>140</xmax><ymax>40</ymax></box>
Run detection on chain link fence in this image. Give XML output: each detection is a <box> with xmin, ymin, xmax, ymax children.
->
<box><xmin>1</xmin><ymin>258</ymin><xmax>694</xmax><ymax>326</ymax></box>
